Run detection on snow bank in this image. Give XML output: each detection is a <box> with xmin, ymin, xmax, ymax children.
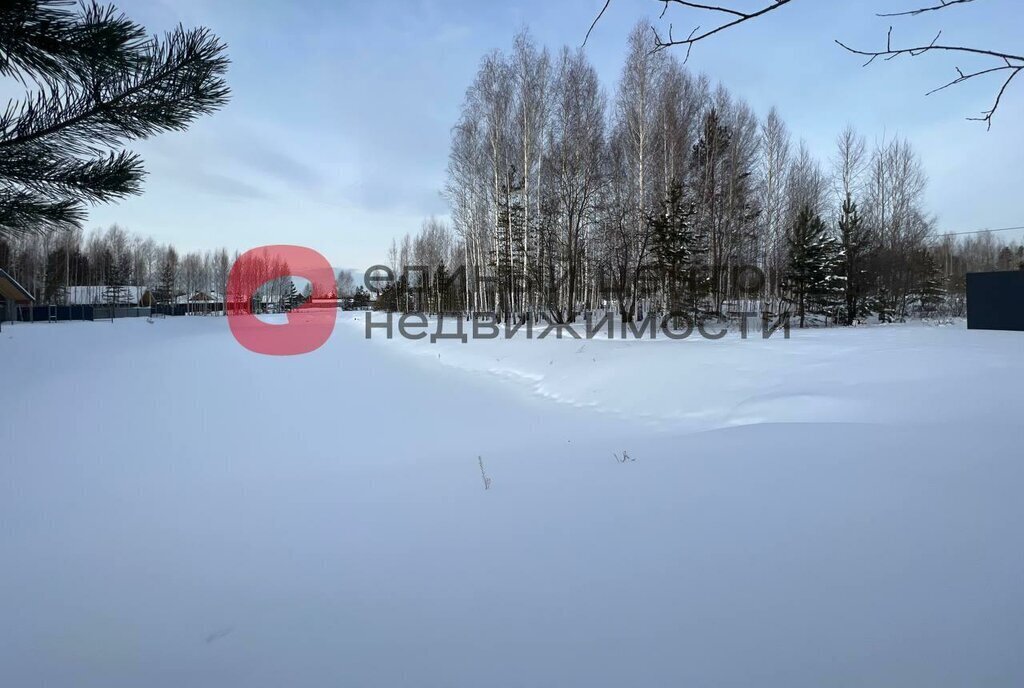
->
<box><xmin>350</xmin><ymin>313</ymin><xmax>1022</xmax><ymax>431</ymax></box>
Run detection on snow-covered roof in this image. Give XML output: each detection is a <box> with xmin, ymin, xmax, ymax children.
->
<box><xmin>218</xmin><ymin>293</ymin><xmax>282</xmax><ymax>304</ymax></box>
<box><xmin>175</xmin><ymin>291</ymin><xmax>223</xmax><ymax>305</ymax></box>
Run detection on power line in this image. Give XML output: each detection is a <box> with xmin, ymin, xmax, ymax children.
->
<box><xmin>929</xmin><ymin>225</ymin><xmax>1024</xmax><ymax>239</ymax></box>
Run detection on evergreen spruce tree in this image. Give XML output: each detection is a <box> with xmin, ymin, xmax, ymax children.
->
<box><xmin>915</xmin><ymin>250</ymin><xmax>946</xmax><ymax>317</ymax></box>
<box><xmin>785</xmin><ymin>204</ymin><xmax>843</xmax><ymax>328</ymax></box>
<box><xmin>873</xmin><ymin>286</ymin><xmax>894</xmax><ymax>324</ymax></box>
<box><xmin>44</xmin><ymin>246</ymin><xmax>68</xmax><ymax>303</ymax></box>
<box><xmin>284</xmin><ymin>279</ymin><xmax>298</xmax><ymax>311</ymax></box>
<box><xmin>838</xmin><ymin>194</ymin><xmax>871</xmax><ymax>325</ymax></box>
<box><xmin>816</xmin><ymin>240</ymin><xmax>847</xmax><ymax>325</ymax></box>
<box><xmin>352</xmin><ymin>286</ymin><xmax>371</xmax><ymax>309</ymax></box>
<box><xmin>155</xmin><ymin>247</ymin><xmax>177</xmax><ymax>308</ymax></box>
<box><xmin>0</xmin><ymin>1</ymin><xmax>229</xmax><ymax>239</ymax></box>
<box><xmin>997</xmin><ymin>246</ymin><xmax>1014</xmax><ymax>270</ymax></box>
<box><xmin>103</xmin><ymin>251</ymin><xmax>127</xmax><ymax>306</ymax></box>
<box><xmin>685</xmin><ymin>111</ymin><xmax>728</xmax><ymax>321</ymax></box>
<box><xmin>375</xmin><ymin>281</ymin><xmax>398</xmax><ymax>312</ymax></box>
<box><xmin>650</xmin><ymin>180</ymin><xmax>700</xmax><ymax>323</ymax></box>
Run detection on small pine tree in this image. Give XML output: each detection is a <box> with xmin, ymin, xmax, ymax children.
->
<box><xmin>997</xmin><ymin>246</ymin><xmax>1014</xmax><ymax>271</ymax></box>
<box><xmin>650</xmin><ymin>180</ymin><xmax>701</xmax><ymax>321</ymax></box>
<box><xmin>375</xmin><ymin>281</ymin><xmax>398</xmax><ymax>312</ymax></box>
<box><xmin>815</xmin><ymin>243</ymin><xmax>847</xmax><ymax>325</ymax></box>
<box><xmin>352</xmin><ymin>286</ymin><xmax>371</xmax><ymax>309</ymax></box>
<box><xmin>155</xmin><ymin>248</ymin><xmax>178</xmax><ymax>308</ymax></box>
<box><xmin>874</xmin><ymin>286</ymin><xmax>894</xmax><ymax>324</ymax></box>
<box><xmin>283</xmin><ymin>280</ymin><xmax>299</xmax><ymax>311</ymax></box>
<box><xmin>785</xmin><ymin>205</ymin><xmax>843</xmax><ymax>328</ymax></box>
<box><xmin>838</xmin><ymin>194</ymin><xmax>872</xmax><ymax>325</ymax></box>
<box><xmin>915</xmin><ymin>250</ymin><xmax>946</xmax><ymax>317</ymax></box>
<box><xmin>104</xmin><ymin>251</ymin><xmax>129</xmax><ymax>307</ymax></box>
<box><xmin>44</xmin><ymin>246</ymin><xmax>68</xmax><ymax>304</ymax></box>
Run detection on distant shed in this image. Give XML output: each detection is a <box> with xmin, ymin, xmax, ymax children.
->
<box><xmin>0</xmin><ymin>268</ymin><xmax>34</xmax><ymax>323</ymax></box>
<box><xmin>966</xmin><ymin>270</ymin><xmax>1024</xmax><ymax>332</ymax></box>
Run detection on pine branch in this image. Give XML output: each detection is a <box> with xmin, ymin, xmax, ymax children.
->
<box><xmin>0</xmin><ymin>185</ymin><xmax>84</xmax><ymax>237</ymax></box>
<box><xmin>0</xmin><ymin>1</ymin><xmax>146</xmax><ymax>85</ymax></box>
<box><xmin>0</xmin><ymin>2</ymin><xmax>229</xmax><ymax>238</ymax></box>
<box><xmin>0</xmin><ymin>26</ymin><xmax>229</xmax><ymax>155</ymax></box>
<box><xmin>0</xmin><ymin>148</ymin><xmax>144</xmax><ymax>202</ymax></box>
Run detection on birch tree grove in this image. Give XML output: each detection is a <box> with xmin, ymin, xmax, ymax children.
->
<box><xmin>372</xmin><ymin>23</ymin><xmax>1018</xmax><ymax>327</ymax></box>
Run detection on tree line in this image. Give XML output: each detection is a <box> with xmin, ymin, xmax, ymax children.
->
<box><xmin>0</xmin><ymin>225</ymin><xmax>355</xmax><ymax>313</ymax></box>
<box><xmin>0</xmin><ymin>225</ymin><xmax>228</xmax><ymax>310</ymax></box>
<box><xmin>379</xmin><ymin>25</ymin><xmax>1023</xmax><ymax>327</ymax></box>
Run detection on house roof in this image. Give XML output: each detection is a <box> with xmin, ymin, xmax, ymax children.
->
<box><xmin>175</xmin><ymin>291</ymin><xmax>223</xmax><ymax>304</ymax></box>
<box><xmin>0</xmin><ymin>268</ymin><xmax>34</xmax><ymax>302</ymax></box>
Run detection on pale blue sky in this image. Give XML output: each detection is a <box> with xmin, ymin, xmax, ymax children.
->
<box><xmin>75</xmin><ymin>0</ymin><xmax>1024</xmax><ymax>266</ymax></box>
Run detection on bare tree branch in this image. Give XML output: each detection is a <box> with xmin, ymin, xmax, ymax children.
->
<box><xmin>967</xmin><ymin>66</ymin><xmax>1023</xmax><ymax>129</ymax></box>
<box><xmin>584</xmin><ymin>0</ymin><xmax>1021</xmax><ymax>129</ymax></box>
<box><xmin>650</xmin><ymin>0</ymin><xmax>794</xmax><ymax>57</ymax></box>
<box><xmin>583</xmin><ymin>0</ymin><xmax>612</xmax><ymax>47</ymax></box>
<box><xmin>583</xmin><ymin>0</ymin><xmax>795</xmax><ymax>53</ymax></box>
<box><xmin>836</xmin><ymin>31</ymin><xmax>1024</xmax><ymax>128</ymax></box>
<box><xmin>878</xmin><ymin>0</ymin><xmax>976</xmax><ymax>18</ymax></box>
<box><xmin>660</xmin><ymin>1</ymin><xmax>749</xmax><ymax>19</ymax></box>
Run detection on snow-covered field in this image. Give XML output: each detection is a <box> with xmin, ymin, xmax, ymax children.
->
<box><xmin>2</xmin><ymin>314</ymin><xmax>1022</xmax><ymax>687</ymax></box>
